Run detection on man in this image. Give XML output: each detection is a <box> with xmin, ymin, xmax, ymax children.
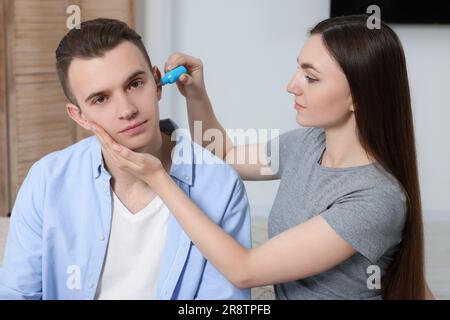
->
<box><xmin>0</xmin><ymin>18</ymin><xmax>251</xmax><ymax>300</ymax></box>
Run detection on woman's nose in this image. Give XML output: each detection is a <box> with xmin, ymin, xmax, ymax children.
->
<box><xmin>286</xmin><ymin>72</ymin><xmax>303</xmax><ymax>96</ymax></box>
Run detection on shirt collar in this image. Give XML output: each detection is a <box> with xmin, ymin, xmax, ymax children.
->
<box><xmin>90</xmin><ymin>118</ymin><xmax>194</xmax><ymax>186</ymax></box>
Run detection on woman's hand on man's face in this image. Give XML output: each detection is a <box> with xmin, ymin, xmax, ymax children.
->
<box><xmin>87</xmin><ymin>122</ymin><xmax>166</xmax><ymax>189</ymax></box>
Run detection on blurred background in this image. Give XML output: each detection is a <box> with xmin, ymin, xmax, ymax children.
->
<box><xmin>0</xmin><ymin>0</ymin><xmax>449</xmax><ymax>298</ymax></box>
<box><xmin>135</xmin><ymin>0</ymin><xmax>450</xmax><ymax>222</ymax></box>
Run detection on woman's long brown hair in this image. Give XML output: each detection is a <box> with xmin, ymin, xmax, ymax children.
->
<box><xmin>310</xmin><ymin>15</ymin><xmax>425</xmax><ymax>299</ymax></box>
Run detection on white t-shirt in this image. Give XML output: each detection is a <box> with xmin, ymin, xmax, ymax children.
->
<box><xmin>95</xmin><ymin>191</ymin><xmax>170</xmax><ymax>300</ymax></box>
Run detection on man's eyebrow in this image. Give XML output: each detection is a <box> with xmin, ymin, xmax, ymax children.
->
<box><xmin>123</xmin><ymin>70</ymin><xmax>148</xmax><ymax>85</ymax></box>
<box><xmin>84</xmin><ymin>69</ymin><xmax>148</xmax><ymax>103</ymax></box>
<box><xmin>297</xmin><ymin>57</ymin><xmax>321</xmax><ymax>74</ymax></box>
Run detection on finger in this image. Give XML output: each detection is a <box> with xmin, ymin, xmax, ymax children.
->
<box><xmin>111</xmin><ymin>144</ymin><xmax>143</xmax><ymax>171</ymax></box>
<box><xmin>165</xmin><ymin>52</ymin><xmax>187</xmax><ymax>71</ymax></box>
<box><xmin>94</xmin><ymin>132</ymin><xmax>114</xmax><ymax>158</ymax></box>
<box><xmin>178</xmin><ymin>74</ymin><xmax>193</xmax><ymax>85</ymax></box>
<box><xmin>92</xmin><ymin>124</ymin><xmax>106</xmax><ymax>145</ymax></box>
<box><xmin>165</xmin><ymin>52</ymin><xmax>201</xmax><ymax>72</ymax></box>
<box><xmin>112</xmin><ymin>143</ymin><xmax>143</xmax><ymax>166</ymax></box>
<box><xmin>96</xmin><ymin>139</ymin><xmax>133</xmax><ymax>170</ymax></box>
<box><xmin>90</xmin><ymin>123</ymin><xmax>139</xmax><ymax>171</ymax></box>
<box><xmin>90</xmin><ymin>123</ymin><xmax>122</xmax><ymax>163</ymax></box>
<box><xmin>91</xmin><ymin>122</ymin><xmax>115</xmax><ymax>149</ymax></box>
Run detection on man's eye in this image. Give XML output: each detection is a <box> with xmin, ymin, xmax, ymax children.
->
<box><xmin>94</xmin><ymin>96</ymin><xmax>107</xmax><ymax>105</ymax></box>
<box><xmin>129</xmin><ymin>80</ymin><xmax>144</xmax><ymax>89</ymax></box>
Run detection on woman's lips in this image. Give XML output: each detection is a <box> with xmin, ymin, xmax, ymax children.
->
<box><xmin>120</xmin><ymin>120</ymin><xmax>148</xmax><ymax>136</ymax></box>
<box><xmin>294</xmin><ymin>102</ymin><xmax>307</xmax><ymax>111</ymax></box>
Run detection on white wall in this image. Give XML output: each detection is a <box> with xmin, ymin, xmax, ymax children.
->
<box><xmin>136</xmin><ymin>0</ymin><xmax>450</xmax><ymax>220</ymax></box>
<box><xmin>395</xmin><ymin>25</ymin><xmax>450</xmax><ymax>220</ymax></box>
<box><xmin>134</xmin><ymin>0</ymin><xmax>178</xmax><ymax>120</ymax></box>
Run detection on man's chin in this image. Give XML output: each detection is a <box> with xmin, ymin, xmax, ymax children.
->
<box><xmin>115</xmin><ymin>134</ymin><xmax>154</xmax><ymax>153</ymax></box>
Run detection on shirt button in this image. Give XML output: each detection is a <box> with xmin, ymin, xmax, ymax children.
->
<box><xmin>88</xmin><ymin>282</ymin><xmax>94</xmax><ymax>289</ymax></box>
<box><xmin>184</xmin><ymin>175</ymin><xmax>190</xmax><ymax>181</ymax></box>
<box><xmin>99</xmin><ymin>235</ymin><xmax>105</xmax><ymax>241</ymax></box>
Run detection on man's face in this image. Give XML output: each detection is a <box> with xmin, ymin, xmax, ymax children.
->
<box><xmin>67</xmin><ymin>41</ymin><xmax>161</xmax><ymax>152</ymax></box>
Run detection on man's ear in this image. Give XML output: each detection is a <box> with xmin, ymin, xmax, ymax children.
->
<box><xmin>152</xmin><ymin>65</ymin><xmax>162</xmax><ymax>101</ymax></box>
<box><xmin>66</xmin><ymin>103</ymin><xmax>93</xmax><ymax>131</ymax></box>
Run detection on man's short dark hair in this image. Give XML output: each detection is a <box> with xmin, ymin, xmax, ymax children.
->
<box><xmin>55</xmin><ymin>18</ymin><xmax>153</xmax><ymax>106</ymax></box>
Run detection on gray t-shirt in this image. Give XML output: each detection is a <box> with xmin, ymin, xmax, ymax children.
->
<box><xmin>266</xmin><ymin>127</ymin><xmax>407</xmax><ymax>300</ymax></box>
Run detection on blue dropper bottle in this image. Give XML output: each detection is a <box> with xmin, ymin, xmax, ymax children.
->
<box><xmin>160</xmin><ymin>65</ymin><xmax>188</xmax><ymax>86</ymax></box>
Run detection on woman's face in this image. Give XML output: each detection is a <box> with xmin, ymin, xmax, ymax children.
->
<box><xmin>287</xmin><ymin>34</ymin><xmax>354</xmax><ymax>129</ymax></box>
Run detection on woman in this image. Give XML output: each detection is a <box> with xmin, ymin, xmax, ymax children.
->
<box><xmin>91</xmin><ymin>15</ymin><xmax>433</xmax><ymax>299</ymax></box>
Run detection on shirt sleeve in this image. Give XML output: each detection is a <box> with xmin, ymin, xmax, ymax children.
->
<box><xmin>194</xmin><ymin>178</ymin><xmax>251</xmax><ymax>300</ymax></box>
<box><xmin>320</xmin><ymin>185</ymin><xmax>407</xmax><ymax>264</ymax></box>
<box><xmin>0</xmin><ymin>162</ymin><xmax>44</xmax><ymax>300</ymax></box>
<box><xmin>265</xmin><ymin>127</ymin><xmax>316</xmax><ymax>178</ymax></box>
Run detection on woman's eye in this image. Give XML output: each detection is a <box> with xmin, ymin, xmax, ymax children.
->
<box><xmin>305</xmin><ymin>75</ymin><xmax>318</xmax><ymax>83</ymax></box>
<box><xmin>129</xmin><ymin>80</ymin><xmax>144</xmax><ymax>89</ymax></box>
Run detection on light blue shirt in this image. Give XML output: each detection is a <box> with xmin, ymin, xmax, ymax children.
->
<box><xmin>0</xmin><ymin>120</ymin><xmax>251</xmax><ymax>300</ymax></box>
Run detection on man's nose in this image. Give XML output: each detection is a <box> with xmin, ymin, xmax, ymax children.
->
<box><xmin>117</xmin><ymin>94</ymin><xmax>138</xmax><ymax>120</ymax></box>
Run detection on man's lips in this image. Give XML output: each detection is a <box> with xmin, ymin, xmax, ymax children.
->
<box><xmin>119</xmin><ymin>120</ymin><xmax>148</xmax><ymax>133</ymax></box>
